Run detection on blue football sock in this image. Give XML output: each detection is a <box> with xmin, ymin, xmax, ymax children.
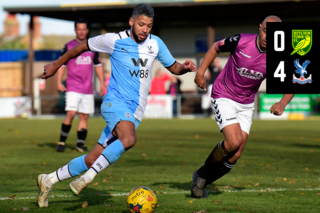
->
<box><xmin>68</xmin><ymin>155</ymin><xmax>88</xmax><ymax>177</ymax></box>
<box><xmin>101</xmin><ymin>140</ymin><xmax>125</xmax><ymax>164</ymax></box>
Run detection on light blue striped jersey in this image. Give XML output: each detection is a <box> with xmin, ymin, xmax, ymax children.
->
<box><xmin>88</xmin><ymin>29</ymin><xmax>175</xmax><ymax>121</ymax></box>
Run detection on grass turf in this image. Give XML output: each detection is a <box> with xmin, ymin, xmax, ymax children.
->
<box><xmin>0</xmin><ymin>118</ymin><xmax>320</xmax><ymax>212</ymax></box>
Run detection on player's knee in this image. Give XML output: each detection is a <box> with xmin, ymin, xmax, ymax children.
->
<box><xmin>225</xmin><ymin>136</ymin><xmax>242</xmax><ymax>152</ymax></box>
<box><xmin>67</xmin><ymin>111</ymin><xmax>77</xmax><ymax>118</ymax></box>
<box><xmin>120</xmin><ymin>135</ymin><xmax>137</xmax><ymax>150</ymax></box>
<box><xmin>79</xmin><ymin>113</ymin><xmax>89</xmax><ymax>120</ymax></box>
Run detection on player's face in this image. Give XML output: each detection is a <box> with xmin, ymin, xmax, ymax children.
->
<box><xmin>129</xmin><ymin>15</ymin><xmax>153</xmax><ymax>43</ymax></box>
<box><xmin>259</xmin><ymin>22</ymin><xmax>267</xmax><ymax>50</ymax></box>
<box><xmin>75</xmin><ymin>23</ymin><xmax>89</xmax><ymax>41</ymax></box>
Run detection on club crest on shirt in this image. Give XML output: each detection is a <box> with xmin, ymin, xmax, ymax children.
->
<box><xmin>75</xmin><ymin>56</ymin><xmax>92</xmax><ymax>65</ymax></box>
<box><xmin>236</xmin><ymin>67</ymin><xmax>264</xmax><ymax>80</ymax></box>
<box><xmin>292</xmin><ymin>59</ymin><xmax>312</xmax><ymax>84</ymax></box>
<box><xmin>148</xmin><ymin>46</ymin><xmax>154</xmax><ymax>54</ymax></box>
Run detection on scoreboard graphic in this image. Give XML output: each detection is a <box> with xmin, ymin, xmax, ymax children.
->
<box><xmin>266</xmin><ymin>23</ymin><xmax>319</xmax><ymax>94</ymax></box>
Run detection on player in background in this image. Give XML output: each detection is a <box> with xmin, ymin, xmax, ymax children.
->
<box><xmin>56</xmin><ymin>19</ymin><xmax>105</xmax><ymax>153</ymax></box>
<box><xmin>191</xmin><ymin>15</ymin><xmax>295</xmax><ymax>198</ymax></box>
<box><xmin>37</xmin><ymin>3</ymin><xmax>196</xmax><ymax>208</ymax></box>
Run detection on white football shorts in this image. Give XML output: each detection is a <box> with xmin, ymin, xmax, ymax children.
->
<box><xmin>211</xmin><ymin>97</ymin><xmax>254</xmax><ymax>134</ymax></box>
<box><xmin>65</xmin><ymin>91</ymin><xmax>94</xmax><ymax>114</ymax></box>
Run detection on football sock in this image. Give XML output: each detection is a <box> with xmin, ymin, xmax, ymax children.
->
<box><xmin>44</xmin><ymin>155</ymin><xmax>88</xmax><ymax>187</ymax></box>
<box><xmin>77</xmin><ymin>128</ymin><xmax>87</xmax><ymax>144</ymax></box>
<box><xmin>197</xmin><ymin>141</ymin><xmax>229</xmax><ymax>179</ymax></box>
<box><xmin>68</xmin><ymin>155</ymin><xmax>88</xmax><ymax>176</ymax></box>
<box><xmin>82</xmin><ymin>140</ymin><xmax>125</xmax><ymax>183</ymax></box>
<box><xmin>44</xmin><ymin>172</ymin><xmax>59</xmax><ymax>188</ymax></box>
<box><xmin>59</xmin><ymin>123</ymin><xmax>71</xmax><ymax>143</ymax></box>
<box><xmin>82</xmin><ymin>155</ymin><xmax>110</xmax><ymax>183</ymax></box>
<box><xmin>205</xmin><ymin>160</ymin><xmax>236</xmax><ymax>186</ymax></box>
<box><xmin>101</xmin><ymin>140</ymin><xmax>126</xmax><ymax>164</ymax></box>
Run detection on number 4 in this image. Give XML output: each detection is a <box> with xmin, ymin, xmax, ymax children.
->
<box><xmin>274</xmin><ymin>61</ymin><xmax>286</xmax><ymax>82</ymax></box>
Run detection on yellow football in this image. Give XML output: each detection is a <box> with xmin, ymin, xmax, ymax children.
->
<box><xmin>127</xmin><ymin>186</ymin><xmax>157</xmax><ymax>213</ymax></box>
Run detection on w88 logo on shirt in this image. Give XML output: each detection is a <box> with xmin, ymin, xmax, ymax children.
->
<box><xmin>129</xmin><ymin>58</ymin><xmax>149</xmax><ymax>78</ymax></box>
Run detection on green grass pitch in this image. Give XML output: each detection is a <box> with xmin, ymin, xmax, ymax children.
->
<box><xmin>0</xmin><ymin>118</ymin><xmax>320</xmax><ymax>212</ymax></box>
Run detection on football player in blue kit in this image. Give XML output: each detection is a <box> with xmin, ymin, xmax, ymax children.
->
<box><xmin>38</xmin><ymin>3</ymin><xmax>196</xmax><ymax>208</ymax></box>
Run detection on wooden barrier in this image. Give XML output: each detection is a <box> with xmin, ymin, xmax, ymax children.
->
<box><xmin>0</xmin><ymin>62</ymin><xmax>24</xmax><ymax>97</ymax></box>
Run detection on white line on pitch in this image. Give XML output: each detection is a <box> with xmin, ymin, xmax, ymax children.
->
<box><xmin>1</xmin><ymin>188</ymin><xmax>320</xmax><ymax>201</ymax></box>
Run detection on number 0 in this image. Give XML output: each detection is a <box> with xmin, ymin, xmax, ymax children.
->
<box><xmin>274</xmin><ymin>31</ymin><xmax>285</xmax><ymax>51</ymax></box>
<box><xmin>274</xmin><ymin>61</ymin><xmax>286</xmax><ymax>82</ymax></box>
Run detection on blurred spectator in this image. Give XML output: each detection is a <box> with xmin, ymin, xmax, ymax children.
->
<box><xmin>150</xmin><ymin>69</ymin><xmax>171</xmax><ymax>95</ymax></box>
<box><xmin>201</xmin><ymin>81</ymin><xmax>213</xmax><ymax>116</ymax></box>
<box><xmin>207</xmin><ymin>57</ymin><xmax>222</xmax><ymax>85</ymax></box>
<box><xmin>201</xmin><ymin>57</ymin><xmax>222</xmax><ymax>116</ymax></box>
<box><xmin>104</xmin><ymin>71</ymin><xmax>111</xmax><ymax>96</ymax></box>
<box><xmin>168</xmin><ymin>75</ymin><xmax>182</xmax><ymax>116</ymax></box>
<box><xmin>204</xmin><ymin>70</ymin><xmax>212</xmax><ymax>92</ymax></box>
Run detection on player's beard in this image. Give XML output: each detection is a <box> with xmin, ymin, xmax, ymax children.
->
<box><xmin>132</xmin><ymin>25</ymin><xmax>146</xmax><ymax>43</ymax></box>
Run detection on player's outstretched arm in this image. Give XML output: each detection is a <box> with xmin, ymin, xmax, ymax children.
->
<box><xmin>42</xmin><ymin>41</ymin><xmax>89</xmax><ymax>79</ymax></box>
<box><xmin>167</xmin><ymin>60</ymin><xmax>197</xmax><ymax>75</ymax></box>
<box><xmin>195</xmin><ymin>42</ymin><xmax>219</xmax><ymax>91</ymax></box>
<box><xmin>269</xmin><ymin>94</ymin><xmax>295</xmax><ymax>116</ymax></box>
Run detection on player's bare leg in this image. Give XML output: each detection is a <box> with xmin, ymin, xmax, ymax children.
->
<box><xmin>112</xmin><ymin>120</ymin><xmax>137</xmax><ymax>150</ymax></box>
<box><xmin>70</xmin><ymin>120</ymin><xmax>136</xmax><ymax>195</ymax></box>
<box><xmin>57</xmin><ymin>110</ymin><xmax>77</xmax><ymax>152</ymax></box>
<box><xmin>76</xmin><ymin>113</ymin><xmax>89</xmax><ymax>152</ymax></box>
<box><xmin>204</xmin><ymin>130</ymin><xmax>248</xmax><ymax>187</ymax></box>
<box><xmin>225</xmin><ymin>130</ymin><xmax>248</xmax><ymax>163</ymax></box>
<box><xmin>192</xmin><ymin>123</ymin><xmax>245</xmax><ymax>198</ymax></box>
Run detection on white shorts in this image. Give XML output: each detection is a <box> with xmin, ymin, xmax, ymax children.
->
<box><xmin>211</xmin><ymin>98</ymin><xmax>254</xmax><ymax>134</ymax></box>
<box><xmin>65</xmin><ymin>91</ymin><xmax>94</xmax><ymax>114</ymax></box>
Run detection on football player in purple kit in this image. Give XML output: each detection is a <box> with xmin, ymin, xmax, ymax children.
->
<box><xmin>191</xmin><ymin>15</ymin><xmax>295</xmax><ymax>198</ymax></box>
<box><xmin>56</xmin><ymin>19</ymin><xmax>105</xmax><ymax>153</ymax></box>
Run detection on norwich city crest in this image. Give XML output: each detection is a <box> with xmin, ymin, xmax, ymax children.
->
<box><xmin>291</xmin><ymin>30</ymin><xmax>312</xmax><ymax>56</ymax></box>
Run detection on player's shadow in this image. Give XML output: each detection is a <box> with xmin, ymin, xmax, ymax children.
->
<box><xmin>151</xmin><ymin>182</ymin><xmax>224</xmax><ymax>198</ymax></box>
<box><xmin>151</xmin><ymin>182</ymin><xmax>245</xmax><ymax>198</ymax></box>
<box><xmin>58</xmin><ymin>188</ymin><xmax>114</xmax><ymax>211</ymax></box>
<box><xmin>30</xmin><ymin>188</ymin><xmax>115</xmax><ymax>211</ymax></box>
<box><xmin>37</xmin><ymin>142</ymin><xmax>76</xmax><ymax>151</ymax></box>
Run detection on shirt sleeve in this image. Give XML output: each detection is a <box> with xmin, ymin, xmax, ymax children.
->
<box><xmin>93</xmin><ymin>52</ymin><xmax>102</xmax><ymax>66</ymax></box>
<box><xmin>156</xmin><ymin>37</ymin><xmax>176</xmax><ymax>68</ymax></box>
<box><xmin>216</xmin><ymin>34</ymin><xmax>241</xmax><ymax>53</ymax></box>
<box><xmin>87</xmin><ymin>33</ymin><xmax>117</xmax><ymax>55</ymax></box>
<box><xmin>60</xmin><ymin>45</ymin><xmax>68</xmax><ymax>66</ymax></box>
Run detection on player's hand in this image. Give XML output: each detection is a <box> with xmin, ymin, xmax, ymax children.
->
<box><xmin>57</xmin><ymin>83</ymin><xmax>66</xmax><ymax>92</ymax></box>
<box><xmin>99</xmin><ymin>84</ymin><xmax>105</xmax><ymax>96</ymax></box>
<box><xmin>42</xmin><ymin>62</ymin><xmax>59</xmax><ymax>79</ymax></box>
<box><xmin>194</xmin><ymin>73</ymin><xmax>207</xmax><ymax>91</ymax></box>
<box><xmin>183</xmin><ymin>59</ymin><xmax>197</xmax><ymax>72</ymax></box>
<box><xmin>269</xmin><ymin>102</ymin><xmax>286</xmax><ymax>116</ymax></box>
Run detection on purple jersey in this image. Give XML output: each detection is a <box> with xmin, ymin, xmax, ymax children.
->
<box><xmin>212</xmin><ymin>33</ymin><xmax>266</xmax><ymax>104</ymax></box>
<box><xmin>61</xmin><ymin>39</ymin><xmax>102</xmax><ymax>94</ymax></box>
